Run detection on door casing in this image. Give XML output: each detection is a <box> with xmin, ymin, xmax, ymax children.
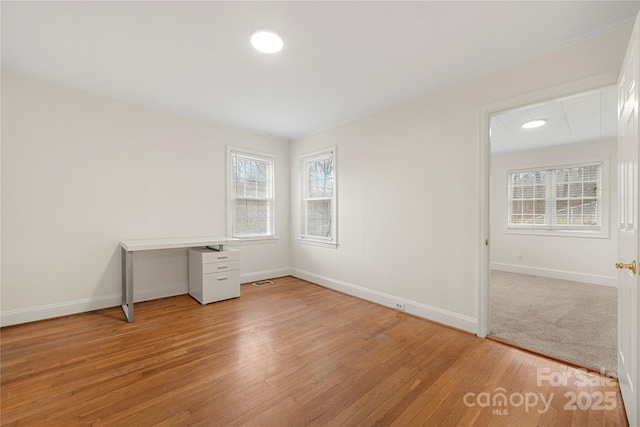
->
<box><xmin>477</xmin><ymin>72</ymin><xmax>619</xmax><ymax>338</ymax></box>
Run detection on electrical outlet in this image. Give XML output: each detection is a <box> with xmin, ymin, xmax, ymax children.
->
<box><xmin>394</xmin><ymin>302</ymin><xmax>405</xmax><ymax>311</ymax></box>
<box><xmin>518</xmin><ymin>254</ymin><xmax>523</xmax><ymax>261</ymax></box>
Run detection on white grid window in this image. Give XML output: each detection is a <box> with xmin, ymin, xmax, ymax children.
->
<box><xmin>301</xmin><ymin>148</ymin><xmax>336</xmax><ymax>244</ymax></box>
<box><xmin>508</xmin><ymin>163</ymin><xmax>602</xmax><ymax>231</ymax></box>
<box><xmin>229</xmin><ymin>149</ymin><xmax>274</xmax><ymax>238</ymax></box>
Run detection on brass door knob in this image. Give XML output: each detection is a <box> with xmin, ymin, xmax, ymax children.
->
<box><xmin>615</xmin><ymin>260</ymin><xmax>637</xmax><ymax>274</ymax></box>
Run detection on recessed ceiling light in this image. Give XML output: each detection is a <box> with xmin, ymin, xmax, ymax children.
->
<box><xmin>250</xmin><ymin>29</ymin><xmax>283</xmax><ymax>54</ymax></box>
<box><xmin>521</xmin><ymin>119</ymin><xmax>546</xmax><ymax>129</ymax></box>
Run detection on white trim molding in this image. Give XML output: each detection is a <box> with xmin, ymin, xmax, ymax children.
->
<box><xmin>1</xmin><ymin>268</ymin><xmax>294</xmax><ymax>326</ymax></box>
<box><xmin>478</xmin><ymin>71</ymin><xmax>620</xmax><ymax>339</ymax></box>
<box><xmin>491</xmin><ymin>262</ymin><xmax>617</xmax><ymax>287</ymax></box>
<box><xmin>291</xmin><ymin>268</ymin><xmax>477</xmax><ymax>333</ymax></box>
<box><xmin>226</xmin><ymin>145</ymin><xmax>277</xmax><ymax>240</ymax></box>
<box><xmin>299</xmin><ymin>146</ymin><xmax>338</xmax><ymax>247</ymax></box>
<box><xmin>503</xmin><ymin>157</ymin><xmax>610</xmax><ymax>239</ymax></box>
<box><xmin>240</xmin><ymin>268</ymin><xmax>293</xmax><ymax>284</ymax></box>
<box><xmin>1</xmin><ymin>294</ymin><xmax>122</xmax><ymax>327</ymax></box>
<box><xmin>0</xmin><ymin>285</ymin><xmax>188</xmax><ymax>327</ymax></box>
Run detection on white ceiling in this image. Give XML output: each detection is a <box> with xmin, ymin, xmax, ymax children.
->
<box><xmin>490</xmin><ymin>86</ymin><xmax>618</xmax><ymax>154</ymax></box>
<box><xmin>2</xmin><ymin>1</ymin><xmax>638</xmax><ymax>140</ymax></box>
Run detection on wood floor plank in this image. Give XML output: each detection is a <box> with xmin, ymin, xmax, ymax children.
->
<box><xmin>1</xmin><ymin>276</ymin><xmax>629</xmax><ymax>426</ymax></box>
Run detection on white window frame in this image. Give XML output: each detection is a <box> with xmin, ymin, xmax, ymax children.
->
<box><xmin>227</xmin><ymin>146</ymin><xmax>277</xmax><ymax>242</ymax></box>
<box><xmin>505</xmin><ymin>158</ymin><xmax>609</xmax><ymax>239</ymax></box>
<box><xmin>299</xmin><ymin>147</ymin><xmax>337</xmax><ymax>248</ymax></box>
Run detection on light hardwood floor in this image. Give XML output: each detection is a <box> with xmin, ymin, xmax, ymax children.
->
<box><xmin>1</xmin><ymin>276</ymin><xmax>628</xmax><ymax>426</ymax></box>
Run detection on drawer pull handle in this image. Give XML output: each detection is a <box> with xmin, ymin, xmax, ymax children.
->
<box><xmin>217</xmin><ymin>266</ymin><xmax>228</xmax><ymax>270</ymax></box>
<box><xmin>218</xmin><ymin>256</ymin><xmax>228</xmax><ymax>260</ymax></box>
<box><xmin>218</xmin><ymin>277</ymin><xmax>228</xmax><ymax>281</ymax></box>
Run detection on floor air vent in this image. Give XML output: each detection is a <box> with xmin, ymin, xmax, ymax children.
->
<box><xmin>253</xmin><ymin>280</ymin><xmax>274</xmax><ymax>287</ymax></box>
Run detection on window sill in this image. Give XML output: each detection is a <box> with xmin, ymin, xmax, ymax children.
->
<box><xmin>229</xmin><ymin>237</ymin><xmax>280</xmax><ymax>245</ymax></box>
<box><xmin>297</xmin><ymin>238</ymin><xmax>338</xmax><ymax>249</ymax></box>
<box><xmin>504</xmin><ymin>228</ymin><xmax>609</xmax><ymax>239</ymax></box>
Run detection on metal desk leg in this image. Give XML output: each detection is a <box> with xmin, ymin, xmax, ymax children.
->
<box><xmin>121</xmin><ymin>247</ymin><xmax>134</xmax><ymax>322</ymax></box>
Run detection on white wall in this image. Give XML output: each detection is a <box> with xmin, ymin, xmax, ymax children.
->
<box><xmin>1</xmin><ymin>26</ymin><xmax>633</xmax><ymax>330</ymax></box>
<box><xmin>491</xmin><ymin>140</ymin><xmax>618</xmax><ymax>286</ymax></box>
<box><xmin>289</xmin><ymin>26</ymin><xmax>632</xmax><ymax>333</ymax></box>
<box><xmin>1</xmin><ymin>72</ymin><xmax>291</xmax><ymax>326</ymax></box>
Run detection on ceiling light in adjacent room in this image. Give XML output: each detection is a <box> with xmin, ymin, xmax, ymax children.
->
<box><xmin>521</xmin><ymin>119</ymin><xmax>546</xmax><ymax>129</ymax></box>
<box><xmin>250</xmin><ymin>29</ymin><xmax>283</xmax><ymax>54</ymax></box>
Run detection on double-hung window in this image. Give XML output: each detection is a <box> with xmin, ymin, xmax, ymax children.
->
<box><xmin>228</xmin><ymin>148</ymin><xmax>275</xmax><ymax>239</ymax></box>
<box><xmin>507</xmin><ymin>162</ymin><xmax>604</xmax><ymax>233</ymax></box>
<box><xmin>300</xmin><ymin>148</ymin><xmax>337</xmax><ymax>246</ymax></box>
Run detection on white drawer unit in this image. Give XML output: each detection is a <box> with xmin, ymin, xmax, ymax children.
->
<box><xmin>189</xmin><ymin>247</ymin><xmax>240</xmax><ymax>304</ymax></box>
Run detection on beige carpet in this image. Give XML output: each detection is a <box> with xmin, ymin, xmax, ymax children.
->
<box><xmin>490</xmin><ymin>270</ymin><xmax>617</xmax><ymax>374</ymax></box>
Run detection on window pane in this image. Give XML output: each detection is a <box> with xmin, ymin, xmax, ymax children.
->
<box><xmin>522</xmin><ymin>186</ymin><xmax>534</xmax><ymax>199</ymax></box>
<box><xmin>569</xmin><ymin>167</ymin><xmax>582</xmax><ymax>181</ymax></box>
<box><xmin>583</xmin><ymin>182</ymin><xmax>597</xmax><ymax>198</ymax></box>
<box><xmin>534</xmin><ymin>200</ymin><xmax>546</xmax><ymax>224</ymax></box>
<box><xmin>522</xmin><ymin>200</ymin><xmax>534</xmax><ymax>215</ymax></box>
<box><xmin>512</xmin><ymin>186</ymin><xmax>522</xmax><ymax>199</ymax></box>
<box><xmin>583</xmin><ymin>166</ymin><xmax>599</xmax><ymax>181</ymax></box>
<box><xmin>569</xmin><ymin>183</ymin><xmax>582</xmax><ymax>198</ymax></box>
<box><xmin>233</xmin><ymin>158</ymin><xmax>271</xmax><ymax>198</ymax></box>
<box><xmin>301</xmin><ymin>150</ymin><xmax>336</xmax><ymax>242</ymax></box>
<box><xmin>523</xmin><ymin>173</ymin><xmax>534</xmax><ymax>185</ymax></box>
<box><xmin>307</xmin><ymin>159</ymin><xmax>334</xmax><ymax>197</ymax></box>
<box><xmin>231</xmin><ymin>152</ymin><xmax>274</xmax><ymax>238</ymax></box>
<box><xmin>304</xmin><ymin>200</ymin><xmax>332</xmax><ymax>238</ymax></box>
<box><xmin>583</xmin><ymin>199</ymin><xmax>598</xmax><ymax>225</ymax></box>
<box><xmin>509</xmin><ymin>164</ymin><xmax>602</xmax><ymax>230</ymax></box>
<box><xmin>556</xmin><ymin>184</ymin><xmax>568</xmax><ymax>198</ymax></box>
<box><xmin>556</xmin><ymin>169</ymin><xmax>569</xmax><ymax>183</ymax></box>
<box><xmin>556</xmin><ymin>200</ymin><xmax>568</xmax><ymax>224</ymax></box>
<box><xmin>568</xmin><ymin>199</ymin><xmax>583</xmax><ymax>224</ymax></box>
<box><xmin>234</xmin><ymin>216</ymin><xmax>247</xmax><ymax>235</ymax></box>
<box><xmin>234</xmin><ymin>199</ymin><xmax>271</xmax><ymax>236</ymax></box>
<box><xmin>512</xmin><ymin>200</ymin><xmax>523</xmax><ymax>215</ymax></box>
<box><xmin>522</xmin><ymin>215</ymin><xmax>534</xmax><ymax>224</ymax></box>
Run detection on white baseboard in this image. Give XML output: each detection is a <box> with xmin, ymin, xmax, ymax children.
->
<box><xmin>291</xmin><ymin>268</ymin><xmax>477</xmax><ymax>334</ymax></box>
<box><xmin>240</xmin><ymin>268</ymin><xmax>293</xmax><ymax>284</ymax></box>
<box><xmin>0</xmin><ymin>294</ymin><xmax>120</xmax><ymax>327</ymax></box>
<box><xmin>1</xmin><ymin>268</ymin><xmax>294</xmax><ymax>327</ymax></box>
<box><xmin>0</xmin><ymin>284</ymin><xmax>188</xmax><ymax>327</ymax></box>
<box><xmin>491</xmin><ymin>262</ymin><xmax>617</xmax><ymax>287</ymax></box>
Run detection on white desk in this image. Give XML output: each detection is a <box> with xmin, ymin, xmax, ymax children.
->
<box><xmin>120</xmin><ymin>236</ymin><xmax>238</xmax><ymax>322</ymax></box>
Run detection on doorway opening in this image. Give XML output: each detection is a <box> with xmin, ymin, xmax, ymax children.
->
<box><xmin>487</xmin><ymin>87</ymin><xmax>618</xmax><ymax>374</ymax></box>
